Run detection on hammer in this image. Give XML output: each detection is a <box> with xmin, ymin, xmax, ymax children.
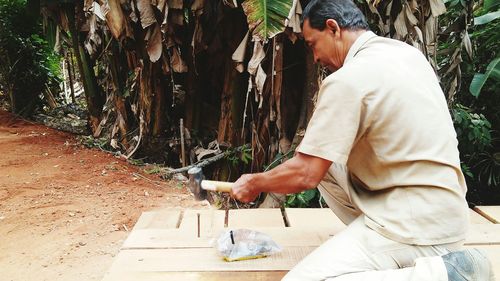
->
<box><xmin>187</xmin><ymin>167</ymin><xmax>233</xmax><ymax>200</ymax></box>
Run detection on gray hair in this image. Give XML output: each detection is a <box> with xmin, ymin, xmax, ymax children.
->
<box><xmin>302</xmin><ymin>0</ymin><xmax>369</xmax><ymax>31</ymax></box>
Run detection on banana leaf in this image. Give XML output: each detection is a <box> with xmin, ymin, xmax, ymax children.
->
<box><xmin>470</xmin><ymin>57</ymin><xmax>500</xmax><ymax>97</ymax></box>
<box><xmin>242</xmin><ymin>0</ymin><xmax>293</xmax><ymax>41</ymax></box>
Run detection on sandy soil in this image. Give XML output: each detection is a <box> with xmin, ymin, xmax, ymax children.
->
<box><xmin>0</xmin><ymin>110</ymin><xmax>206</xmax><ymax>281</ymax></box>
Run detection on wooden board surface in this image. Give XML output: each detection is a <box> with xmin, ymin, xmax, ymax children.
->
<box><xmin>105</xmin><ymin>245</ymin><xmax>500</xmax><ymax>280</ymax></box>
<box><xmin>178</xmin><ymin>209</ymin><xmax>226</xmax><ymax>237</ymax></box>
<box><xmin>474</xmin><ymin>206</ymin><xmax>500</xmax><ymax>223</ymax></box>
<box><xmin>285</xmin><ymin>208</ymin><xmax>346</xmax><ymax>233</ymax></box>
<box><xmin>465</xmin><ymin>224</ymin><xmax>500</xmax><ymax>245</ymax></box>
<box><xmin>228</xmin><ymin>209</ymin><xmax>286</xmax><ymax>228</ymax></box>
<box><xmin>121</xmin><ymin>223</ymin><xmax>500</xmax><ymax>250</ymax></box>
<box><xmin>121</xmin><ymin>227</ymin><xmax>333</xmax><ymax>250</ymax></box>
<box><xmin>132</xmin><ymin>209</ymin><xmax>181</xmax><ymax>230</ymax></box>
<box><xmin>470</xmin><ymin>209</ymin><xmax>493</xmax><ymax>224</ymax></box>
<box><xmin>105</xmin><ymin>207</ymin><xmax>500</xmax><ymax>281</ymax></box>
<box><xmin>108</xmin><ymin>247</ymin><xmax>316</xmax><ymax>272</ymax></box>
<box><xmin>102</xmin><ymin>271</ymin><xmax>287</xmax><ymax>281</ymax></box>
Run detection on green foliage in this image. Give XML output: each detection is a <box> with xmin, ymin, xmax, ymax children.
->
<box><xmin>241</xmin><ymin>0</ymin><xmax>293</xmax><ymax>41</ymax></box>
<box><xmin>0</xmin><ymin>0</ymin><xmax>61</xmax><ymax>115</ymax></box>
<box><xmin>226</xmin><ymin>144</ymin><xmax>253</xmax><ymax>166</ymax></box>
<box><xmin>285</xmin><ymin>189</ymin><xmax>323</xmax><ymax>208</ymax></box>
<box><xmin>474</xmin><ymin>10</ymin><xmax>500</xmax><ymax>25</ymax></box>
<box><xmin>475</xmin><ymin>152</ymin><xmax>500</xmax><ymax>187</ymax></box>
<box><xmin>452</xmin><ymin>104</ymin><xmax>492</xmax><ymax>154</ymax></box>
<box><xmin>263</xmin><ymin>149</ymin><xmax>294</xmax><ymax>171</ymax></box>
<box><xmin>144</xmin><ymin>165</ymin><xmax>162</xmax><ymax>175</ymax></box>
<box><xmin>469</xmin><ymin>57</ymin><xmax>500</xmax><ymax>97</ymax></box>
<box><xmin>127</xmin><ymin>158</ymin><xmax>146</xmax><ymax>166</ymax></box>
<box><xmin>469</xmin><ymin>0</ymin><xmax>500</xmax><ymax>99</ymax></box>
<box><xmin>261</xmin><ymin>148</ymin><xmax>324</xmax><ymax>208</ymax></box>
<box><xmin>461</xmin><ymin>162</ymin><xmax>474</xmax><ymax>179</ymax></box>
<box><xmin>77</xmin><ymin>135</ymin><xmax>114</xmax><ymax>152</ymax></box>
<box><xmin>441</xmin><ymin>0</ymin><xmax>500</xmax><ymax>189</ymax></box>
<box><xmin>452</xmin><ymin>103</ymin><xmax>495</xmax><ymax>184</ymax></box>
<box><xmin>484</xmin><ymin>0</ymin><xmax>500</xmax><ymax>11</ymax></box>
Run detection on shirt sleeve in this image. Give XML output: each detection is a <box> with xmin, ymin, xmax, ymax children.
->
<box><xmin>296</xmin><ymin>75</ymin><xmax>364</xmax><ymax>165</ymax></box>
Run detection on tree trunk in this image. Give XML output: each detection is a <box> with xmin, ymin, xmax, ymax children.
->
<box><xmin>152</xmin><ymin>62</ymin><xmax>168</xmax><ymax>136</ymax></box>
<box><xmin>108</xmin><ymin>39</ymin><xmax>130</xmax><ymax>147</ymax></box>
<box><xmin>43</xmin><ymin>85</ymin><xmax>57</xmax><ymax>109</ymax></box>
<box><xmin>65</xmin><ymin>3</ymin><xmax>104</xmax><ymax>134</ymax></box>
<box><xmin>184</xmin><ymin>46</ymin><xmax>201</xmax><ymax>132</ymax></box>
<box><xmin>139</xmin><ymin>60</ymin><xmax>153</xmax><ymax>136</ymax></box>
<box><xmin>292</xmin><ymin>48</ymin><xmax>319</xmax><ymax>148</ymax></box>
<box><xmin>66</xmin><ymin>51</ymin><xmax>76</xmax><ymax>104</ymax></box>
<box><xmin>259</xmin><ymin>36</ymin><xmax>285</xmax><ymax>208</ymax></box>
<box><xmin>217</xmin><ymin>59</ymin><xmax>246</xmax><ymax>146</ymax></box>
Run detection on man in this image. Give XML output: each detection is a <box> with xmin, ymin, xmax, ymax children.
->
<box><xmin>231</xmin><ymin>0</ymin><xmax>494</xmax><ymax>280</ymax></box>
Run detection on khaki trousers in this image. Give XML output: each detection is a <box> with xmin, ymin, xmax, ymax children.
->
<box><xmin>282</xmin><ymin>163</ymin><xmax>463</xmax><ymax>281</ymax></box>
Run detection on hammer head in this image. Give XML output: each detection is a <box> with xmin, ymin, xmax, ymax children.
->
<box><xmin>187</xmin><ymin>166</ymin><xmax>206</xmax><ymax>201</ymax></box>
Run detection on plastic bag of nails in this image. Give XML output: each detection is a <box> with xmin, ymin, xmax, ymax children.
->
<box><xmin>214</xmin><ymin>229</ymin><xmax>282</xmax><ymax>262</ymax></box>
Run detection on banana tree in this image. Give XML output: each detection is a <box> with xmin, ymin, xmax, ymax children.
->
<box><xmin>36</xmin><ymin>0</ymin><xmax>475</xmax><ymax>207</ymax></box>
<box><xmin>470</xmin><ymin>57</ymin><xmax>500</xmax><ymax>97</ymax></box>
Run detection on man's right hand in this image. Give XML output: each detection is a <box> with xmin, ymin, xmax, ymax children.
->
<box><xmin>231</xmin><ymin>174</ymin><xmax>260</xmax><ymax>203</ymax></box>
<box><xmin>230</xmin><ymin>152</ymin><xmax>332</xmax><ymax>203</ymax></box>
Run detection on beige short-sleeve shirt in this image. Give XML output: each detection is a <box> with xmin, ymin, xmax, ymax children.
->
<box><xmin>297</xmin><ymin>31</ymin><xmax>469</xmax><ymax>245</ymax></box>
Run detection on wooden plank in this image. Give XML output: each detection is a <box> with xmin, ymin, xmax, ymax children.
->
<box><xmin>284</xmin><ymin>208</ymin><xmax>493</xmax><ymax>226</ymax></box>
<box><xmin>131</xmin><ymin>208</ymin><xmax>492</xmax><ymax>231</ymax></box>
<box><xmin>465</xmin><ymin>224</ymin><xmax>500</xmax><ymax>245</ymax></box>
<box><xmin>106</xmin><ymin>246</ymin><xmax>500</xmax><ymax>279</ymax></box>
<box><xmin>102</xmin><ymin>271</ymin><xmax>286</xmax><ymax>281</ymax></box>
<box><xmin>111</xmin><ymin>207</ymin><xmax>500</xmax><ymax>281</ymax></box>
<box><xmin>121</xmin><ymin>227</ymin><xmax>332</xmax><ymax>250</ymax></box>
<box><xmin>470</xmin><ymin>209</ymin><xmax>493</xmax><ymax>224</ymax></box>
<box><xmin>107</xmin><ymin>247</ymin><xmax>315</xmax><ymax>272</ymax></box>
<box><xmin>228</xmin><ymin>209</ymin><xmax>285</xmax><ymax>228</ymax></box>
<box><xmin>178</xmin><ymin>209</ymin><xmax>226</xmax><ymax>237</ymax></box>
<box><xmin>285</xmin><ymin>208</ymin><xmax>346</xmax><ymax>233</ymax></box>
<box><xmin>132</xmin><ymin>209</ymin><xmax>182</xmax><ymax>230</ymax></box>
<box><xmin>474</xmin><ymin>206</ymin><xmax>500</xmax><ymax>223</ymax></box>
<box><xmin>126</xmin><ymin>208</ymin><xmax>500</xmax><ymax>248</ymax></box>
<box><xmin>121</xmin><ymin>224</ymin><xmax>500</xmax><ymax>250</ymax></box>
<box><xmin>122</xmin><ymin>229</ymin><xmax>212</xmax><ymax>249</ymax></box>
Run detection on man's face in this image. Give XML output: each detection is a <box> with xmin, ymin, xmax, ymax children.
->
<box><xmin>303</xmin><ymin>19</ymin><xmax>344</xmax><ymax>72</ymax></box>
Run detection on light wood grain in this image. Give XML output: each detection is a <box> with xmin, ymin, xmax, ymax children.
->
<box><xmin>106</xmin><ymin>207</ymin><xmax>500</xmax><ymax>281</ymax></box>
<box><xmin>132</xmin><ymin>209</ymin><xmax>182</xmax><ymax>230</ymax></box>
<box><xmin>465</xmin><ymin>224</ymin><xmax>500</xmax><ymax>245</ymax></box>
<box><xmin>108</xmin><ymin>247</ymin><xmax>316</xmax><ymax>272</ymax></box>
<box><xmin>285</xmin><ymin>208</ymin><xmax>346</xmax><ymax>232</ymax></box>
<box><xmin>474</xmin><ymin>206</ymin><xmax>500</xmax><ymax>223</ymax></box>
<box><xmin>102</xmin><ymin>271</ymin><xmax>287</xmax><ymax>281</ymax></box>
<box><xmin>178</xmin><ymin>209</ymin><xmax>226</xmax><ymax>237</ymax></box>
<box><xmin>470</xmin><ymin>209</ymin><xmax>493</xmax><ymax>224</ymax></box>
<box><xmin>121</xmin><ymin>227</ymin><xmax>333</xmax><ymax>250</ymax></box>
<box><xmin>228</xmin><ymin>209</ymin><xmax>285</xmax><ymax>228</ymax></box>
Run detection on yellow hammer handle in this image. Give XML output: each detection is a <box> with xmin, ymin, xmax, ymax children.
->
<box><xmin>201</xmin><ymin>180</ymin><xmax>233</xmax><ymax>192</ymax></box>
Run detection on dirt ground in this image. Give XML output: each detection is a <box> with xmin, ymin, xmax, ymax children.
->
<box><xmin>0</xmin><ymin>110</ymin><xmax>207</xmax><ymax>281</ymax></box>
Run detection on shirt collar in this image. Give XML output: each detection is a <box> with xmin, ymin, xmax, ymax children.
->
<box><xmin>344</xmin><ymin>31</ymin><xmax>377</xmax><ymax>64</ymax></box>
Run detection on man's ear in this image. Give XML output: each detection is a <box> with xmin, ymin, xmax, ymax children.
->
<box><xmin>325</xmin><ymin>19</ymin><xmax>340</xmax><ymax>36</ymax></box>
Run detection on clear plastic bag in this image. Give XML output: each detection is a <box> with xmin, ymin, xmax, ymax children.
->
<box><xmin>214</xmin><ymin>229</ymin><xmax>282</xmax><ymax>262</ymax></box>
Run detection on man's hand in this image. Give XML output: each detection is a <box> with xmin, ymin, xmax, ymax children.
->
<box><xmin>231</xmin><ymin>174</ymin><xmax>260</xmax><ymax>203</ymax></box>
<box><xmin>230</xmin><ymin>152</ymin><xmax>332</xmax><ymax>203</ymax></box>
